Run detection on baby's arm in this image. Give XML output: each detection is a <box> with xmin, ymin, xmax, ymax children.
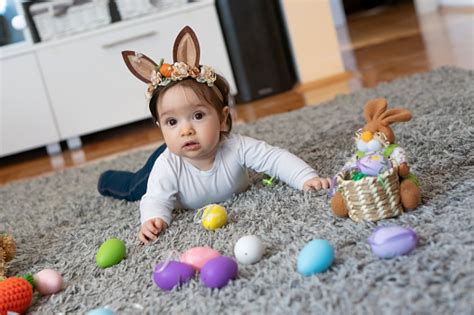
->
<box><xmin>139</xmin><ymin>155</ymin><xmax>177</xmax><ymax>244</ymax></box>
<box><xmin>237</xmin><ymin>135</ymin><xmax>330</xmax><ymax>191</ymax></box>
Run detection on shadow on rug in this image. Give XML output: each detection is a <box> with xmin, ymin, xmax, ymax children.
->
<box><xmin>1</xmin><ymin>66</ymin><xmax>473</xmax><ymax>314</ymax></box>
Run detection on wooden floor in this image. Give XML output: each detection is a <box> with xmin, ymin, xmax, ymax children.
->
<box><xmin>1</xmin><ymin>2</ymin><xmax>473</xmax><ymax>185</ymax></box>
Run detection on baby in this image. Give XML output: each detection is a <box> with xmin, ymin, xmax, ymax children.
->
<box><xmin>97</xmin><ymin>27</ymin><xmax>330</xmax><ymax>244</ymax></box>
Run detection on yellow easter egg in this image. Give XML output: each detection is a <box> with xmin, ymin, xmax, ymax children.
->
<box><xmin>202</xmin><ymin>204</ymin><xmax>228</xmax><ymax>230</ymax></box>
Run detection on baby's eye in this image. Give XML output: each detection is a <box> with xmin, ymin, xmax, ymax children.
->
<box><xmin>193</xmin><ymin>112</ymin><xmax>205</xmax><ymax>120</ymax></box>
<box><xmin>166</xmin><ymin>118</ymin><xmax>177</xmax><ymax>126</ymax></box>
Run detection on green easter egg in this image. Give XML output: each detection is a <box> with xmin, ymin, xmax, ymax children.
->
<box><xmin>95</xmin><ymin>238</ymin><xmax>126</xmax><ymax>268</ymax></box>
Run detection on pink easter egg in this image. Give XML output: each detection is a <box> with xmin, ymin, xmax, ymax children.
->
<box><xmin>180</xmin><ymin>246</ymin><xmax>221</xmax><ymax>271</ymax></box>
<box><xmin>33</xmin><ymin>269</ymin><xmax>64</xmax><ymax>295</ymax></box>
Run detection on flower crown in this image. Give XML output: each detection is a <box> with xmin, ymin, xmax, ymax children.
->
<box><xmin>139</xmin><ymin>54</ymin><xmax>217</xmax><ymax>99</ymax></box>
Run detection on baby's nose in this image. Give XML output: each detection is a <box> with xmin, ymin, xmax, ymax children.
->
<box><xmin>361</xmin><ymin>131</ymin><xmax>373</xmax><ymax>142</ymax></box>
<box><xmin>181</xmin><ymin>125</ymin><xmax>195</xmax><ymax>136</ymax></box>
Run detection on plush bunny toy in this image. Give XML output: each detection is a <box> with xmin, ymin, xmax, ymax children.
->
<box><xmin>331</xmin><ymin>98</ymin><xmax>421</xmax><ymax>217</ymax></box>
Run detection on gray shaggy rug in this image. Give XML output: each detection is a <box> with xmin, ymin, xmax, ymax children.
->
<box><xmin>1</xmin><ymin>66</ymin><xmax>473</xmax><ymax>314</ymax></box>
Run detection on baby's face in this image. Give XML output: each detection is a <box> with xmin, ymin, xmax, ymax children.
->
<box><xmin>157</xmin><ymin>84</ymin><xmax>228</xmax><ymax>169</ymax></box>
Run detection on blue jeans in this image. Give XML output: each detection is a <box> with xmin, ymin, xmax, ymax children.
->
<box><xmin>97</xmin><ymin>143</ymin><xmax>167</xmax><ymax>201</ymax></box>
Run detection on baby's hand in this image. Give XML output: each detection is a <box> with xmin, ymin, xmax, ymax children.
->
<box><xmin>303</xmin><ymin>177</ymin><xmax>331</xmax><ymax>192</ymax></box>
<box><xmin>139</xmin><ymin>218</ymin><xmax>168</xmax><ymax>244</ymax></box>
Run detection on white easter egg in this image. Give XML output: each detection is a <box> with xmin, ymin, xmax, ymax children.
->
<box><xmin>234</xmin><ymin>235</ymin><xmax>264</xmax><ymax>265</ymax></box>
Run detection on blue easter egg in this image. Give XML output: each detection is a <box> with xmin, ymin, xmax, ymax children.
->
<box><xmin>86</xmin><ymin>308</ymin><xmax>116</xmax><ymax>315</ymax></box>
<box><xmin>297</xmin><ymin>239</ymin><xmax>334</xmax><ymax>276</ymax></box>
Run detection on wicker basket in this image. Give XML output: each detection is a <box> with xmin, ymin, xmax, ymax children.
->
<box><xmin>336</xmin><ymin>162</ymin><xmax>403</xmax><ymax>222</ymax></box>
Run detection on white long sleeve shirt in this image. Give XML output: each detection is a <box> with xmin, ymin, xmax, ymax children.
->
<box><xmin>140</xmin><ymin>133</ymin><xmax>318</xmax><ymax>225</ymax></box>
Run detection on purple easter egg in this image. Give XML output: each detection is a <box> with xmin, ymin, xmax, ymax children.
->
<box><xmin>357</xmin><ymin>152</ymin><xmax>390</xmax><ymax>176</ymax></box>
<box><xmin>368</xmin><ymin>225</ymin><xmax>418</xmax><ymax>259</ymax></box>
<box><xmin>200</xmin><ymin>256</ymin><xmax>238</xmax><ymax>289</ymax></box>
<box><xmin>152</xmin><ymin>261</ymin><xmax>195</xmax><ymax>291</ymax></box>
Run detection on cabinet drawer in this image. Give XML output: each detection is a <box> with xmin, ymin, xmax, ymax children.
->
<box><xmin>0</xmin><ymin>53</ymin><xmax>60</xmax><ymax>157</ymax></box>
<box><xmin>36</xmin><ymin>4</ymin><xmax>235</xmax><ymax>139</ymax></box>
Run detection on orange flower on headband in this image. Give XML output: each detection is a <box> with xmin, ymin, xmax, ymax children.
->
<box><xmin>159</xmin><ymin>62</ymin><xmax>173</xmax><ymax>78</ymax></box>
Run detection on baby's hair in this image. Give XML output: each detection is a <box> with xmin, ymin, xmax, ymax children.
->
<box><xmin>149</xmin><ymin>73</ymin><xmax>233</xmax><ymax>134</ymax></box>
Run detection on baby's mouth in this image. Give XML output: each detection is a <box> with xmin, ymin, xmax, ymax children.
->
<box><xmin>183</xmin><ymin>141</ymin><xmax>200</xmax><ymax>150</ymax></box>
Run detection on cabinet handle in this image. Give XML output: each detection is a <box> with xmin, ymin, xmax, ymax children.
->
<box><xmin>102</xmin><ymin>31</ymin><xmax>158</xmax><ymax>49</ymax></box>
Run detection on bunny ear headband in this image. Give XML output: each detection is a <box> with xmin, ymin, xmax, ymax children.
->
<box><xmin>122</xmin><ymin>26</ymin><xmax>218</xmax><ymax>99</ymax></box>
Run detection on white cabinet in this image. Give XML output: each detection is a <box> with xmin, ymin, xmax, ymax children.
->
<box><xmin>0</xmin><ymin>52</ymin><xmax>60</xmax><ymax>157</ymax></box>
<box><xmin>35</xmin><ymin>2</ymin><xmax>235</xmax><ymax>139</ymax></box>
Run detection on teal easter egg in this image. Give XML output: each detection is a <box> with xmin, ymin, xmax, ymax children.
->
<box><xmin>297</xmin><ymin>239</ymin><xmax>334</xmax><ymax>276</ymax></box>
<box><xmin>95</xmin><ymin>238</ymin><xmax>126</xmax><ymax>268</ymax></box>
<box><xmin>86</xmin><ymin>308</ymin><xmax>116</xmax><ymax>315</ymax></box>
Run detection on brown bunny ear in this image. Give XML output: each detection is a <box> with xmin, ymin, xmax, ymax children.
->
<box><xmin>173</xmin><ymin>26</ymin><xmax>200</xmax><ymax>67</ymax></box>
<box><xmin>380</xmin><ymin>108</ymin><xmax>412</xmax><ymax>125</ymax></box>
<box><xmin>364</xmin><ymin>99</ymin><xmax>388</xmax><ymax>122</ymax></box>
<box><xmin>122</xmin><ymin>50</ymin><xmax>157</xmax><ymax>84</ymax></box>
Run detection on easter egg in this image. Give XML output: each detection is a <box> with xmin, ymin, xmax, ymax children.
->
<box><xmin>180</xmin><ymin>246</ymin><xmax>221</xmax><ymax>271</ymax></box>
<box><xmin>234</xmin><ymin>235</ymin><xmax>264</xmax><ymax>265</ymax></box>
<box><xmin>86</xmin><ymin>308</ymin><xmax>116</xmax><ymax>315</ymax></box>
<box><xmin>202</xmin><ymin>204</ymin><xmax>227</xmax><ymax>230</ymax></box>
<box><xmin>368</xmin><ymin>225</ymin><xmax>417</xmax><ymax>258</ymax></box>
<box><xmin>33</xmin><ymin>269</ymin><xmax>63</xmax><ymax>295</ymax></box>
<box><xmin>95</xmin><ymin>238</ymin><xmax>126</xmax><ymax>269</ymax></box>
<box><xmin>200</xmin><ymin>256</ymin><xmax>238</xmax><ymax>289</ymax></box>
<box><xmin>356</xmin><ymin>152</ymin><xmax>391</xmax><ymax>176</ymax></box>
<box><xmin>297</xmin><ymin>239</ymin><xmax>334</xmax><ymax>276</ymax></box>
<box><xmin>152</xmin><ymin>261</ymin><xmax>195</xmax><ymax>291</ymax></box>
